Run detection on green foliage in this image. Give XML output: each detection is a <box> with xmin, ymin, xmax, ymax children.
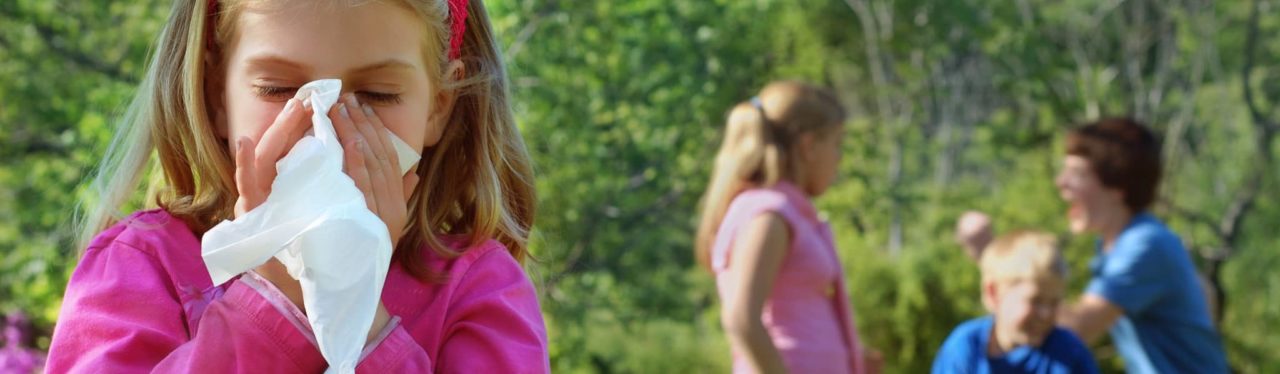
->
<box><xmin>0</xmin><ymin>1</ymin><xmax>165</xmax><ymax>347</ymax></box>
<box><xmin>2</xmin><ymin>0</ymin><xmax>1277</xmax><ymax>373</ymax></box>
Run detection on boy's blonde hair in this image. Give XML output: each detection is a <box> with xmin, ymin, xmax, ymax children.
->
<box><xmin>979</xmin><ymin>231</ymin><xmax>1068</xmax><ymax>286</ymax></box>
<box><xmin>694</xmin><ymin>81</ymin><xmax>845</xmax><ymax>269</ymax></box>
<box><xmin>78</xmin><ymin>0</ymin><xmax>535</xmax><ymax>281</ymax></box>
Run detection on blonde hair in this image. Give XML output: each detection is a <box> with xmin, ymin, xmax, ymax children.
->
<box><xmin>77</xmin><ymin>0</ymin><xmax>536</xmax><ymax>281</ymax></box>
<box><xmin>979</xmin><ymin>231</ymin><xmax>1068</xmax><ymax>286</ymax></box>
<box><xmin>694</xmin><ymin>81</ymin><xmax>845</xmax><ymax>269</ymax></box>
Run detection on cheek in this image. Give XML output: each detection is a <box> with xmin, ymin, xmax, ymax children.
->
<box><xmin>1004</xmin><ymin>300</ymin><xmax>1031</xmax><ymax>320</ymax></box>
<box><xmin>996</xmin><ymin>302</ymin><xmax>1033</xmax><ymax>335</ymax></box>
<box><xmin>372</xmin><ymin>106</ymin><xmax>431</xmax><ymax>152</ymax></box>
<box><xmin>1080</xmin><ymin>184</ymin><xmax>1109</xmax><ymax>208</ymax></box>
<box><xmin>825</xmin><ymin>143</ymin><xmax>842</xmax><ymax>169</ymax></box>
<box><xmin>997</xmin><ymin>291</ymin><xmax>1034</xmax><ymax>322</ymax></box>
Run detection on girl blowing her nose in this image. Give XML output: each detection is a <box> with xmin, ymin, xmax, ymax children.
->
<box><xmin>696</xmin><ymin>81</ymin><xmax>878</xmax><ymax>374</ymax></box>
<box><xmin>47</xmin><ymin>0</ymin><xmax>547</xmax><ymax>372</ymax></box>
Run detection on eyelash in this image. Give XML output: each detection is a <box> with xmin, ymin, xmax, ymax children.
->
<box><xmin>252</xmin><ymin>86</ymin><xmax>403</xmax><ymax>105</ymax></box>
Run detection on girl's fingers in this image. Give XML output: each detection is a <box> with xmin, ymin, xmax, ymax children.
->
<box><xmin>348</xmin><ymin>139</ymin><xmax>377</xmax><ymax>213</ymax></box>
<box><xmin>361</xmin><ymin>103</ymin><xmax>403</xmax><ymax>177</ymax></box>
<box><xmin>254</xmin><ymin>98</ymin><xmax>310</xmax><ymax>185</ymax></box>
<box><xmin>234</xmin><ymin>137</ymin><xmax>257</xmax><ymax>194</ymax></box>
<box><xmin>331</xmin><ymin>102</ymin><xmax>362</xmax><ymax>149</ymax></box>
<box><xmin>344</xmin><ymin>95</ymin><xmax>402</xmax><ymax>202</ymax></box>
<box><xmin>344</xmin><ymin>95</ymin><xmax>390</xmax><ymax>164</ymax></box>
<box><xmin>233</xmin><ymin>137</ymin><xmax>259</xmax><ymax>215</ymax></box>
<box><xmin>334</xmin><ymin>101</ymin><xmax>377</xmax><ymax>212</ymax></box>
<box><xmin>391</xmin><ymin>172</ymin><xmax>417</xmax><ymax>243</ymax></box>
<box><xmin>346</xmin><ymin>95</ymin><xmax>397</xmax><ymax>168</ymax></box>
<box><xmin>360</xmin><ymin>127</ymin><xmax>393</xmax><ymax>208</ymax></box>
<box><xmin>335</xmin><ymin>95</ymin><xmax>409</xmax><ymax>241</ymax></box>
<box><xmin>353</xmin><ymin>100</ymin><xmax>404</xmax><ymax>205</ymax></box>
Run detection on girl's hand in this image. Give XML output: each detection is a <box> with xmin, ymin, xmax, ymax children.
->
<box><xmin>237</xmin><ymin>97</ymin><xmax>311</xmax><ymax>315</ymax></box>
<box><xmin>232</xmin><ymin>97</ymin><xmax>312</xmax><ymax>218</ymax></box>
<box><xmin>330</xmin><ymin>93</ymin><xmax>415</xmax><ymax>346</ymax></box>
<box><xmin>330</xmin><ymin>93</ymin><xmax>419</xmax><ymax>247</ymax></box>
<box><xmin>865</xmin><ymin>348</ymin><xmax>884</xmax><ymax>374</ymax></box>
<box><xmin>954</xmin><ymin>210</ymin><xmax>993</xmax><ymax>261</ymax></box>
<box><xmin>244</xmin><ymin>93</ymin><xmax>408</xmax><ymax>346</ymax></box>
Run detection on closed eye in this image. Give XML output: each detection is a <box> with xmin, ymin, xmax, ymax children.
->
<box><xmin>252</xmin><ymin>85</ymin><xmax>298</xmax><ymax>100</ymax></box>
<box><xmin>358</xmin><ymin>91</ymin><xmax>403</xmax><ymax>105</ymax></box>
<box><xmin>253</xmin><ymin>86</ymin><xmax>402</xmax><ymax>105</ymax></box>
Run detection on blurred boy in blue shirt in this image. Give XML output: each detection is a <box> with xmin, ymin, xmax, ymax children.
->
<box><xmin>933</xmin><ymin>231</ymin><xmax>1098</xmax><ymax>374</ymax></box>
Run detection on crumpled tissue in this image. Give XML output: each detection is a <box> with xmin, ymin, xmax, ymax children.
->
<box><xmin>201</xmin><ymin>79</ymin><xmax>420</xmax><ymax>373</ymax></box>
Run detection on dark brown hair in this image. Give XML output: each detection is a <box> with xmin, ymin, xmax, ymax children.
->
<box><xmin>1065</xmin><ymin>117</ymin><xmax>1162</xmax><ymax>213</ymax></box>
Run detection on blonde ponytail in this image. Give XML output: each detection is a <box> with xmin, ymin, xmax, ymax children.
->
<box><xmin>694</xmin><ymin>81</ymin><xmax>846</xmax><ymax>269</ymax></box>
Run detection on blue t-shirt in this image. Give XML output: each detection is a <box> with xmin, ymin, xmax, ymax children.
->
<box><xmin>1085</xmin><ymin>213</ymin><xmax>1229</xmax><ymax>373</ymax></box>
<box><xmin>932</xmin><ymin>316</ymin><xmax>1099</xmax><ymax>374</ymax></box>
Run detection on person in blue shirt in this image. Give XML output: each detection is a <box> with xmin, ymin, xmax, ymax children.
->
<box><xmin>934</xmin><ymin>231</ymin><xmax>1099</xmax><ymax>374</ymax></box>
<box><xmin>1053</xmin><ymin>118</ymin><xmax>1229</xmax><ymax>373</ymax></box>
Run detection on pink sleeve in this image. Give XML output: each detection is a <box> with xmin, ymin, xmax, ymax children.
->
<box><xmin>48</xmin><ymin>227</ymin><xmax>542</xmax><ymax>373</ymax></box>
<box><xmin>46</xmin><ymin>236</ymin><xmax>436</xmax><ymax>373</ymax></box>
<box><xmin>353</xmin><ymin>245</ymin><xmax>548</xmax><ymax>373</ymax></box>
<box><xmin>432</xmin><ymin>248</ymin><xmax>550</xmax><ymax>373</ymax></box>
<box><xmin>46</xmin><ymin>239</ymin><xmax>329</xmax><ymax>373</ymax></box>
<box><xmin>354</xmin><ymin>323</ymin><xmax>432</xmax><ymax>373</ymax></box>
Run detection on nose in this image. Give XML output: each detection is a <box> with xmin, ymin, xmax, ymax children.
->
<box><xmin>1037</xmin><ymin>303</ymin><xmax>1056</xmax><ymax>319</ymax></box>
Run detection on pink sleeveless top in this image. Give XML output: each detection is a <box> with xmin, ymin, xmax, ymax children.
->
<box><xmin>712</xmin><ymin>182</ymin><xmax>865</xmax><ymax>374</ymax></box>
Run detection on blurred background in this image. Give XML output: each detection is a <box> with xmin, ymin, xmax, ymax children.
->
<box><xmin>2</xmin><ymin>0</ymin><xmax>1278</xmax><ymax>372</ymax></box>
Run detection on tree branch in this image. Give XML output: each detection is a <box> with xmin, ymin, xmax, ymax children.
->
<box><xmin>1158</xmin><ymin>197</ymin><xmax>1224</xmax><ymax>240</ymax></box>
<box><xmin>1242</xmin><ymin>0</ymin><xmax>1278</xmax><ymax>133</ymax></box>
<box><xmin>0</xmin><ymin>5</ymin><xmax>134</xmax><ymax>83</ymax></box>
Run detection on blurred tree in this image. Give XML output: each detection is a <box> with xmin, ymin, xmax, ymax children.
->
<box><xmin>0</xmin><ymin>1</ymin><xmax>165</xmax><ymax>349</ymax></box>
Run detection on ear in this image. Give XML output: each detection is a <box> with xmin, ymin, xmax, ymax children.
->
<box><xmin>796</xmin><ymin>132</ymin><xmax>818</xmax><ymax>162</ymax></box>
<box><xmin>424</xmin><ymin>60</ymin><xmax>466</xmax><ymax>147</ymax></box>
<box><xmin>204</xmin><ymin>56</ymin><xmax>229</xmax><ymax>140</ymax></box>
<box><xmin>981</xmin><ymin>281</ymin><xmax>999</xmax><ymax>313</ymax></box>
<box><xmin>1106</xmin><ymin>187</ymin><xmax>1128</xmax><ymax>207</ymax></box>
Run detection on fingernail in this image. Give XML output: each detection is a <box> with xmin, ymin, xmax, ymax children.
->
<box><xmin>338</xmin><ymin>103</ymin><xmax>350</xmax><ymax>118</ymax></box>
<box><xmin>283</xmin><ymin>99</ymin><xmax>297</xmax><ymax>112</ymax></box>
<box><xmin>362</xmin><ymin>104</ymin><xmax>375</xmax><ymax>117</ymax></box>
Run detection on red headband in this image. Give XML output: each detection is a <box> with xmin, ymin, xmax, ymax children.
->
<box><xmin>206</xmin><ymin>0</ymin><xmax>470</xmax><ymax>59</ymax></box>
<box><xmin>447</xmin><ymin>0</ymin><xmax>470</xmax><ymax>60</ymax></box>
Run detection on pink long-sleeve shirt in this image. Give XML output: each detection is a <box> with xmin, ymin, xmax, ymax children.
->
<box><xmin>711</xmin><ymin>182</ymin><xmax>866</xmax><ymax>374</ymax></box>
<box><xmin>47</xmin><ymin>209</ymin><xmax>549</xmax><ymax>373</ymax></box>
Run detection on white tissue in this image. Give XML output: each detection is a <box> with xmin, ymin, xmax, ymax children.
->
<box><xmin>201</xmin><ymin>79</ymin><xmax>420</xmax><ymax>373</ymax></box>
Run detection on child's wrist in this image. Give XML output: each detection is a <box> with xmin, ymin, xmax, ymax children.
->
<box><xmin>366</xmin><ymin>303</ymin><xmax>392</xmax><ymax>345</ymax></box>
<box><xmin>253</xmin><ymin>259</ymin><xmax>307</xmax><ymax>313</ymax></box>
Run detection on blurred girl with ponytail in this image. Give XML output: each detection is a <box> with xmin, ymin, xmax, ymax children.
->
<box><xmin>48</xmin><ymin>0</ymin><xmax>547</xmax><ymax>372</ymax></box>
<box><xmin>697</xmin><ymin>81</ymin><xmax>876</xmax><ymax>374</ymax></box>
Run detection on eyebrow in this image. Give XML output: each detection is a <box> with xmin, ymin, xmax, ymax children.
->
<box><xmin>244</xmin><ymin>55</ymin><xmax>310</xmax><ymax>74</ymax></box>
<box><xmin>350</xmin><ymin>60</ymin><xmax>417</xmax><ymax>74</ymax></box>
<box><xmin>244</xmin><ymin>54</ymin><xmax>417</xmax><ymax>75</ymax></box>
